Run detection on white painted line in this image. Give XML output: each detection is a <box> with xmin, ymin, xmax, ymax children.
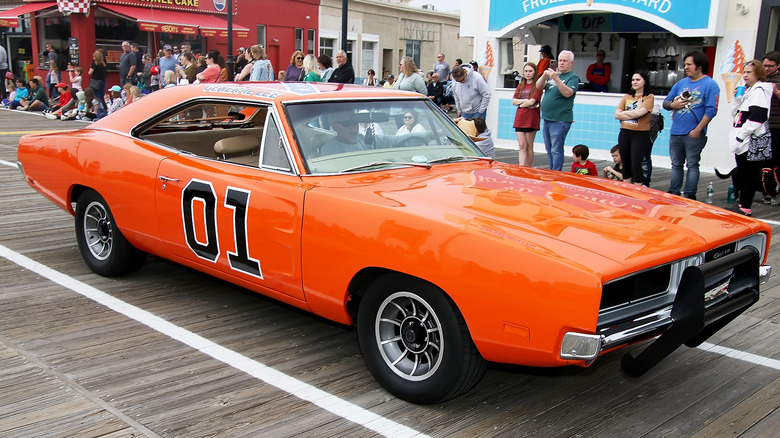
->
<box><xmin>0</xmin><ymin>158</ymin><xmax>18</xmax><ymax>168</ymax></box>
<box><xmin>697</xmin><ymin>342</ymin><xmax>780</xmax><ymax>371</ymax></box>
<box><xmin>760</xmin><ymin>218</ymin><xmax>780</xmax><ymax>226</ymax></box>
<box><xmin>0</xmin><ymin>243</ymin><xmax>429</xmax><ymax>438</ymax></box>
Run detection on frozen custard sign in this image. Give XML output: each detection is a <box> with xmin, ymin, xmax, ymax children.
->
<box><xmin>489</xmin><ymin>0</ymin><xmax>713</xmax><ymax>34</ymax></box>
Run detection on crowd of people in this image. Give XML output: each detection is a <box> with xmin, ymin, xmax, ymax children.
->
<box><xmin>506</xmin><ymin>47</ymin><xmax>780</xmax><ymax>217</ymax></box>
<box><xmin>6</xmin><ymin>42</ymin><xmax>779</xmax><ymax>215</ymax></box>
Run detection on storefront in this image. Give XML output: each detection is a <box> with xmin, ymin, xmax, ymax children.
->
<box><xmin>0</xmin><ymin>0</ymin><xmax>251</xmax><ymax>86</ymax></box>
<box><xmin>461</xmin><ymin>0</ymin><xmax>776</xmax><ymax>170</ymax></box>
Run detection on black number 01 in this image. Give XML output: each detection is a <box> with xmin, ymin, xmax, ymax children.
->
<box><xmin>182</xmin><ymin>179</ymin><xmax>263</xmax><ymax>278</ymax></box>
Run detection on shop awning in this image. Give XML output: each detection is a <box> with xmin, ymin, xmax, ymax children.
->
<box><xmin>0</xmin><ymin>2</ymin><xmax>56</xmax><ymax>28</ymax></box>
<box><xmin>100</xmin><ymin>4</ymin><xmax>249</xmax><ymax>37</ymax></box>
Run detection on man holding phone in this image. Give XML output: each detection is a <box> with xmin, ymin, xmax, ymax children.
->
<box><xmin>663</xmin><ymin>51</ymin><xmax>719</xmax><ymax>200</ymax></box>
<box><xmin>536</xmin><ymin>50</ymin><xmax>579</xmax><ymax>171</ymax></box>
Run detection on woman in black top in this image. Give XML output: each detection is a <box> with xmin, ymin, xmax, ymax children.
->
<box><xmin>88</xmin><ymin>49</ymin><xmax>107</xmax><ymax>109</ymax></box>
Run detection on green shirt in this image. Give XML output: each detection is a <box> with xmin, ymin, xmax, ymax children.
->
<box><xmin>30</xmin><ymin>86</ymin><xmax>48</xmax><ymax>104</ymax></box>
<box><xmin>540</xmin><ymin>71</ymin><xmax>579</xmax><ymax>122</ymax></box>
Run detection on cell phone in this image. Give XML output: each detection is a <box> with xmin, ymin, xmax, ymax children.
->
<box><xmin>549</xmin><ymin>60</ymin><xmax>558</xmax><ymax>70</ymax></box>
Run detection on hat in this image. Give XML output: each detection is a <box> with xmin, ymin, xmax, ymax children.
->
<box><xmin>76</xmin><ymin>90</ymin><xmax>85</xmax><ymax>102</ymax></box>
<box><xmin>150</xmin><ymin>65</ymin><xmax>160</xmax><ymax>75</ymax></box>
<box><xmin>5</xmin><ymin>71</ymin><xmax>13</xmax><ymax>80</ymax></box>
<box><xmin>387</xmin><ymin>74</ymin><xmax>394</xmax><ymax>79</ymax></box>
<box><xmin>163</xmin><ymin>44</ymin><xmax>172</xmax><ymax>51</ymax></box>
<box><xmin>539</xmin><ymin>45</ymin><xmax>552</xmax><ymax>54</ymax></box>
<box><xmin>56</xmin><ymin>82</ymin><xmax>68</xmax><ymax>88</ymax></box>
<box><xmin>456</xmin><ymin>119</ymin><xmax>486</xmax><ymax>142</ymax></box>
<box><xmin>109</xmin><ymin>85</ymin><xmax>122</xmax><ymax>92</ymax></box>
<box><xmin>237</xmin><ymin>47</ymin><xmax>245</xmax><ymax>53</ymax></box>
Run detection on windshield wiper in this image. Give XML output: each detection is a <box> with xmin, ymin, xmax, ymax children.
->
<box><xmin>427</xmin><ymin>155</ymin><xmax>494</xmax><ymax>165</ymax></box>
<box><xmin>339</xmin><ymin>161</ymin><xmax>433</xmax><ymax>173</ymax></box>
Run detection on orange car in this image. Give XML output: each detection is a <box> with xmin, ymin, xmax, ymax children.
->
<box><xmin>17</xmin><ymin>83</ymin><xmax>772</xmax><ymax>403</ymax></box>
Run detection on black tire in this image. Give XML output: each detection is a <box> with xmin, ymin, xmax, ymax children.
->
<box><xmin>357</xmin><ymin>274</ymin><xmax>487</xmax><ymax>403</ymax></box>
<box><xmin>74</xmin><ymin>190</ymin><xmax>146</xmax><ymax>276</ymax></box>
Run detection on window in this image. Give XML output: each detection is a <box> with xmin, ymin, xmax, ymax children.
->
<box><xmin>307</xmin><ymin>29</ymin><xmax>316</xmax><ymax>54</ymax></box>
<box><xmin>405</xmin><ymin>40</ymin><xmax>421</xmax><ymax>68</ymax></box>
<box><xmin>138</xmin><ymin>103</ymin><xmax>283</xmax><ymax>170</ymax></box>
<box><xmin>320</xmin><ymin>37</ymin><xmax>335</xmax><ymax>57</ymax></box>
<box><xmin>295</xmin><ymin>28</ymin><xmax>303</xmax><ymax>52</ymax></box>
<box><xmin>261</xmin><ymin>115</ymin><xmax>291</xmax><ymax>171</ymax></box>
<box><xmin>361</xmin><ymin>41</ymin><xmax>376</xmax><ymax>76</ymax></box>
<box><xmin>256</xmin><ymin>25</ymin><xmax>266</xmax><ymax>48</ymax></box>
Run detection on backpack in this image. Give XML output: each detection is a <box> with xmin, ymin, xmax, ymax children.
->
<box><xmin>56</xmin><ymin>51</ymin><xmax>69</xmax><ymax>72</ymax></box>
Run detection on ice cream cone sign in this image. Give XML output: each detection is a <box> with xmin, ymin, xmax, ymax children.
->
<box><xmin>720</xmin><ymin>40</ymin><xmax>745</xmax><ymax>102</ymax></box>
<box><xmin>478</xmin><ymin>41</ymin><xmax>494</xmax><ymax>81</ymax></box>
<box><xmin>587</xmin><ymin>0</ymin><xmax>594</xmax><ymax>6</ymax></box>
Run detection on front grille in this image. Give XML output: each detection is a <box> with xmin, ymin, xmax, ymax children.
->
<box><xmin>600</xmin><ymin>264</ymin><xmax>672</xmax><ymax>310</ymax></box>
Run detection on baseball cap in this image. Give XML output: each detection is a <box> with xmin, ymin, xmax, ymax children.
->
<box><xmin>237</xmin><ymin>47</ymin><xmax>245</xmax><ymax>53</ymax></box>
<box><xmin>539</xmin><ymin>45</ymin><xmax>552</xmax><ymax>54</ymax></box>
<box><xmin>163</xmin><ymin>44</ymin><xmax>172</xmax><ymax>51</ymax></box>
<box><xmin>109</xmin><ymin>85</ymin><xmax>122</xmax><ymax>92</ymax></box>
<box><xmin>56</xmin><ymin>82</ymin><xmax>68</xmax><ymax>88</ymax></box>
<box><xmin>387</xmin><ymin>74</ymin><xmax>394</xmax><ymax>79</ymax></box>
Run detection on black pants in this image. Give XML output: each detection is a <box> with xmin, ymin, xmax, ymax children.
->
<box><xmin>618</xmin><ymin>129</ymin><xmax>651</xmax><ymax>182</ymax></box>
<box><xmin>735</xmin><ymin>152</ymin><xmax>765</xmax><ymax>209</ymax></box>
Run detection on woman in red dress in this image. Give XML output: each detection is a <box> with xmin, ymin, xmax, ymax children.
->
<box><xmin>512</xmin><ymin>62</ymin><xmax>543</xmax><ymax>166</ymax></box>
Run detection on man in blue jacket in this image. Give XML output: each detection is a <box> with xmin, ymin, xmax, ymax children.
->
<box><xmin>663</xmin><ymin>51</ymin><xmax>719</xmax><ymax>200</ymax></box>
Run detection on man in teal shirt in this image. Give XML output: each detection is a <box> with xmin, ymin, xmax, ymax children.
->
<box><xmin>536</xmin><ymin>50</ymin><xmax>579</xmax><ymax>171</ymax></box>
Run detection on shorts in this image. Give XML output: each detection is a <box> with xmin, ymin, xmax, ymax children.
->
<box><xmin>515</xmin><ymin>127</ymin><xmax>537</xmax><ymax>133</ymax></box>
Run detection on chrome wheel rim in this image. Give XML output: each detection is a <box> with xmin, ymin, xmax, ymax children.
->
<box><xmin>375</xmin><ymin>291</ymin><xmax>443</xmax><ymax>381</ymax></box>
<box><xmin>83</xmin><ymin>201</ymin><xmax>112</xmax><ymax>261</ymax></box>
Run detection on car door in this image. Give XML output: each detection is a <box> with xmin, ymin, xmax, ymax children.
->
<box><xmin>154</xmin><ymin>107</ymin><xmax>307</xmax><ymax>301</ymax></box>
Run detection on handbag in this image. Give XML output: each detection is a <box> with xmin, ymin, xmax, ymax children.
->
<box><xmin>747</xmin><ymin>121</ymin><xmax>772</xmax><ymax>162</ymax></box>
<box><xmin>88</xmin><ymin>78</ymin><xmax>101</xmax><ymax>90</ymax></box>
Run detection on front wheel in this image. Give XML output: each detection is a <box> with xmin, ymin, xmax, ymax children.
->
<box><xmin>75</xmin><ymin>190</ymin><xmax>146</xmax><ymax>276</ymax></box>
<box><xmin>357</xmin><ymin>275</ymin><xmax>486</xmax><ymax>403</ymax></box>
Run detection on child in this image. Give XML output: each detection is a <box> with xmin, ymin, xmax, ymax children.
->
<box><xmin>603</xmin><ymin>144</ymin><xmax>624</xmax><ymax>180</ymax></box>
<box><xmin>68</xmin><ymin>66</ymin><xmax>83</xmax><ymax>92</ymax></box>
<box><xmin>472</xmin><ymin>116</ymin><xmax>495</xmax><ymax>159</ymax></box>
<box><xmin>106</xmin><ymin>85</ymin><xmax>123</xmax><ymax>115</ymax></box>
<box><xmin>1</xmin><ymin>82</ymin><xmax>15</xmax><ymax>107</ymax></box>
<box><xmin>571</xmin><ymin>144</ymin><xmax>597</xmax><ymax>176</ymax></box>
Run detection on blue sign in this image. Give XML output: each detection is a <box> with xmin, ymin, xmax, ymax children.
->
<box><xmin>489</xmin><ymin>0</ymin><xmax>712</xmax><ymax>34</ymax></box>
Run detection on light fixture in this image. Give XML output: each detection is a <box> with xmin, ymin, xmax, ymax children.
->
<box><xmin>736</xmin><ymin>3</ymin><xmax>749</xmax><ymax>14</ymax></box>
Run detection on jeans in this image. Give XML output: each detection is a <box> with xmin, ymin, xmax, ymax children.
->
<box><xmin>668</xmin><ymin>134</ymin><xmax>707</xmax><ymax>198</ymax></box>
<box><xmin>542</xmin><ymin>120</ymin><xmax>572</xmax><ymax>171</ymax></box>
<box><xmin>462</xmin><ymin>111</ymin><xmax>486</xmax><ymax>121</ymax></box>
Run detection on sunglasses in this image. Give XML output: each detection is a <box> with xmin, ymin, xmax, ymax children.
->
<box><xmin>403</xmin><ymin>115</ymin><xmax>414</xmax><ymax>120</ymax></box>
<box><xmin>296</xmin><ymin>57</ymin><xmax>303</xmax><ymax>60</ymax></box>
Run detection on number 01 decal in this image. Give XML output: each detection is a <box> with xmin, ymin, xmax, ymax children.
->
<box><xmin>182</xmin><ymin>179</ymin><xmax>263</xmax><ymax>279</ymax></box>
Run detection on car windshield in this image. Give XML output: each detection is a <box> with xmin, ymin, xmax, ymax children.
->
<box><xmin>284</xmin><ymin>100</ymin><xmax>485</xmax><ymax>174</ymax></box>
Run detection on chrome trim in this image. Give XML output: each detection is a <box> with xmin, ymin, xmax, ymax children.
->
<box><xmin>600</xmin><ymin>306</ymin><xmax>673</xmax><ymax>351</ymax></box>
<box><xmin>759</xmin><ymin>265</ymin><xmax>772</xmax><ymax>284</ymax></box>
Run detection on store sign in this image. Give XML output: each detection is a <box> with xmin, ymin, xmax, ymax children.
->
<box><xmin>139</xmin><ymin>21</ymin><xmax>198</xmax><ymax>35</ymax></box>
<box><xmin>489</xmin><ymin>0</ymin><xmax>714</xmax><ymax>35</ymax></box>
<box><xmin>0</xmin><ymin>18</ymin><xmax>19</xmax><ymax>27</ymax></box>
<box><xmin>105</xmin><ymin>0</ymin><xmax>226</xmax><ymax>14</ymax></box>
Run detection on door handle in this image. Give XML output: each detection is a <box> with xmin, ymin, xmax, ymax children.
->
<box><xmin>158</xmin><ymin>176</ymin><xmax>180</xmax><ymax>182</ymax></box>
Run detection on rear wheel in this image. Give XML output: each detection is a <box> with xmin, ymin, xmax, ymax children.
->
<box><xmin>75</xmin><ymin>190</ymin><xmax>146</xmax><ymax>276</ymax></box>
<box><xmin>357</xmin><ymin>274</ymin><xmax>486</xmax><ymax>403</ymax></box>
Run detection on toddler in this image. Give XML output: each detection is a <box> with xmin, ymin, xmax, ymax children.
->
<box><xmin>603</xmin><ymin>144</ymin><xmax>624</xmax><ymax>180</ymax></box>
<box><xmin>571</xmin><ymin>144</ymin><xmax>597</xmax><ymax>176</ymax></box>
<box><xmin>69</xmin><ymin>66</ymin><xmax>83</xmax><ymax>91</ymax></box>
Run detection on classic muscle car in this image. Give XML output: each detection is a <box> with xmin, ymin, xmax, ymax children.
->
<box><xmin>17</xmin><ymin>83</ymin><xmax>772</xmax><ymax>403</ymax></box>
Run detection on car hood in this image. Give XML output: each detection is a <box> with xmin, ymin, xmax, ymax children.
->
<box><xmin>306</xmin><ymin>162</ymin><xmax>764</xmax><ymax>278</ymax></box>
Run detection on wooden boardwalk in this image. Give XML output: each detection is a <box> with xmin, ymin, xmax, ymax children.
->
<box><xmin>0</xmin><ymin>109</ymin><xmax>778</xmax><ymax>437</ymax></box>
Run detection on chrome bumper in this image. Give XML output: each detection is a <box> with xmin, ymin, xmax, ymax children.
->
<box><xmin>561</xmin><ymin>248</ymin><xmax>767</xmax><ymax>374</ymax></box>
